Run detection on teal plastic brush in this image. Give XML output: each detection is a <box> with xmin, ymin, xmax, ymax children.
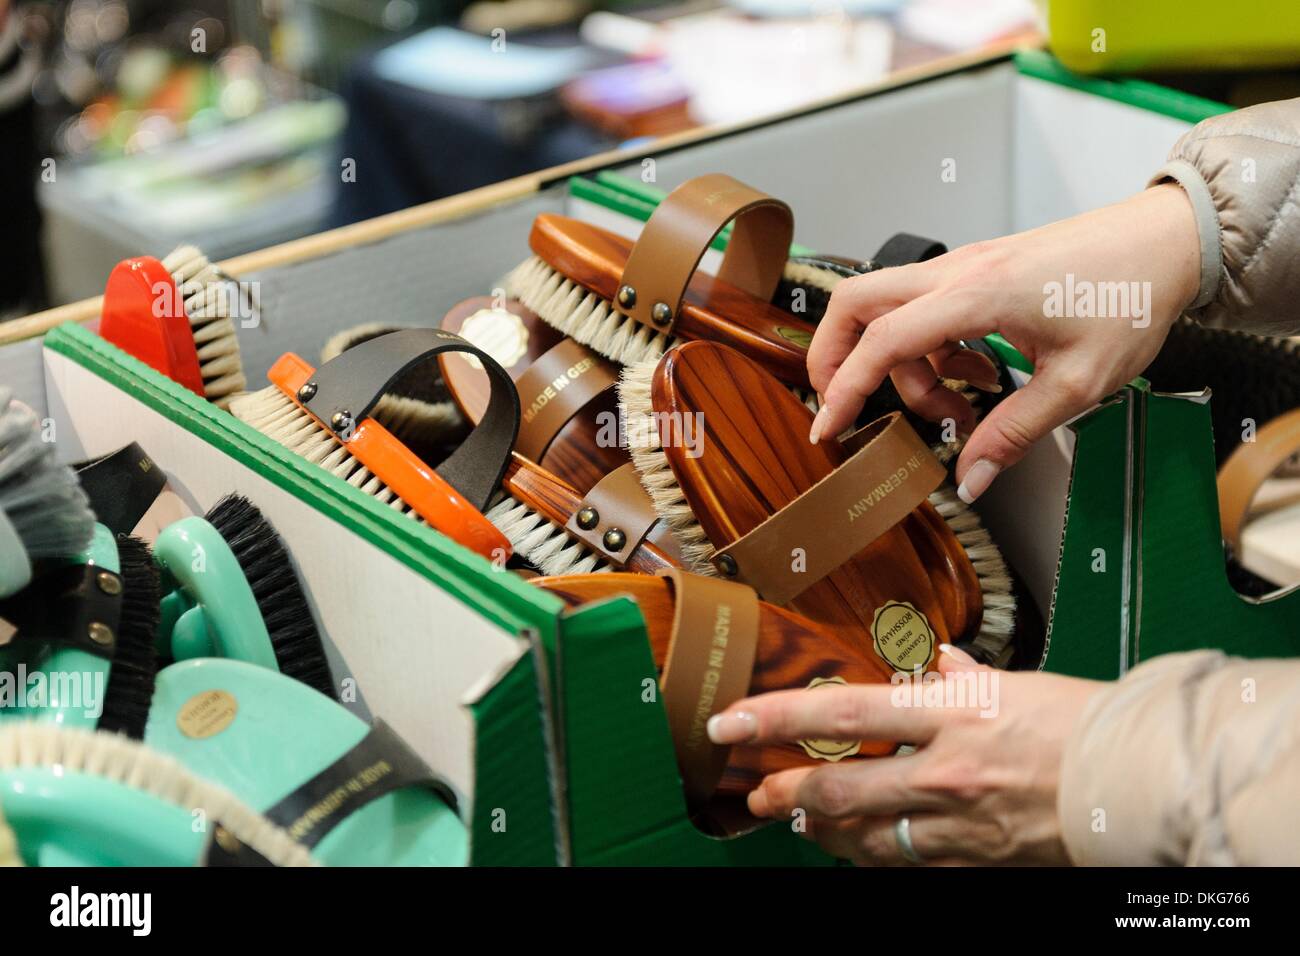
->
<box><xmin>0</xmin><ymin>723</ymin><xmax>314</xmax><ymax>866</ymax></box>
<box><xmin>0</xmin><ymin>523</ymin><xmax>160</xmax><ymax>739</ymax></box>
<box><xmin>146</xmin><ymin>658</ymin><xmax>467</xmax><ymax>866</ymax></box>
<box><xmin>154</xmin><ymin>494</ymin><xmax>335</xmax><ymax>698</ymax></box>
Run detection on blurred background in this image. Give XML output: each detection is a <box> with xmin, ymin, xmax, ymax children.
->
<box><xmin>0</xmin><ymin>0</ymin><xmax>1296</xmax><ymax>318</ymax></box>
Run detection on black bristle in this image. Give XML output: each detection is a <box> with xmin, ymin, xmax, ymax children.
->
<box><xmin>98</xmin><ymin>534</ymin><xmax>160</xmax><ymax>739</ymax></box>
<box><xmin>204</xmin><ymin>494</ymin><xmax>336</xmax><ymax>699</ymax></box>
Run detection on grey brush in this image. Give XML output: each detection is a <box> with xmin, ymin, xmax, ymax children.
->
<box><xmin>0</xmin><ymin>388</ymin><xmax>95</xmax><ymax>598</ymax></box>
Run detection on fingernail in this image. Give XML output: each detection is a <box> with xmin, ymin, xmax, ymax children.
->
<box><xmin>938</xmin><ymin>643</ymin><xmax>976</xmax><ymax>664</ymax></box>
<box><xmin>707</xmin><ymin>711</ymin><xmax>757</xmax><ymax>744</ymax></box>
<box><xmin>809</xmin><ymin>405</ymin><xmax>831</xmax><ymax>445</ymax></box>
<box><xmin>956</xmin><ymin>459</ymin><xmax>1000</xmax><ymax>504</ymax></box>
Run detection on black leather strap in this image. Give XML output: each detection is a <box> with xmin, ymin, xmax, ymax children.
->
<box><xmin>300</xmin><ymin>329</ymin><xmax>520</xmax><ymax>511</ymax></box>
<box><xmin>263</xmin><ymin>720</ymin><xmax>458</xmax><ymax>850</ymax></box>
<box><xmin>0</xmin><ymin>563</ymin><xmax>122</xmax><ymax>659</ymax></box>
<box><xmin>872</xmin><ymin>233</ymin><xmax>947</xmax><ymax>268</ymax></box>
<box><xmin>74</xmin><ymin>443</ymin><xmax>166</xmax><ymax>537</ymax></box>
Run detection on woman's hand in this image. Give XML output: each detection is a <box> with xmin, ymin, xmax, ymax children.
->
<box><xmin>808</xmin><ymin>183</ymin><xmax>1202</xmax><ymax>502</ymax></box>
<box><xmin>707</xmin><ymin>647</ymin><xmax>1104</xmax><ymax>865</ymax></box>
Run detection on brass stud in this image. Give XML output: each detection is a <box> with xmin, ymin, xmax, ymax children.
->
<box><xmin>88</xmin><ymin>622</ymin><xmax>114</xmax><ymax>647</ymax></box>
<box><xmin>651</xmin><ymin>302</ymin><xmax>673</xmax><ymax>327</ymax></box>
<box><xmin>576</xmin><ymin>507</ymin><xmax>599</xmax><ymax>530</ymax></box>
<box><xmin>95</xmin><ymin>571</ymin><xmax>122</xmax><ymax>596</ymax></box>
<box><xmin>617</xmin><ymin>285</ymin><xmax>637</xmax><ymax>308</ymax></box>
<box><xmin>297</xmin><ymin>381</ymin><xmax>318</xmax><ymax>402</ymax></box>
<box><xmin>602</xmin><ymin>528</ymin><xmax>627</xmax><ymax>552</ymax></box>
<box><xmin>330</xmin><ymin>410</ymin><xmax>353</xmax><ymax>433</ymax></box>
<box><xmin>716</xmin><ymin>554</ymin><xmax>739</xmax><ymax>577</ymax></box>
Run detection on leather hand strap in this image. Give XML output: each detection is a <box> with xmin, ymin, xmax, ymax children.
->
<box><xmin>300</xmin><ymin>328</ymin><xmax>520</xmax><ymax>511</ymax></box>
<box><xmin>618</xmin><ymin>173</ymin><xmax>793</xmax><ymax>335</ymax></box>
<box><xmin>74</xmin><ymin>443</ymin><xmax>166</xmax><ymax>538</ymax></box>
<box><xmin>872</xmin><ymin>232</ymin><xmax>947</xmax><ymax>268</ymax></box>
<box><xmin>564</xmin><ymin>462</ymin><xmax>660</xmax><ymax>567</ymax></box>
<box><xmin>1218</xmin><ymin>407</ymin><xmax>1300</xmax><ymax>553</ymax></box>
<box><xmin>263</xmin><ymin>720</ymin><xmax>458</xmax><ymax>850</ymax></box>
<box><xmin>514</xmin><ymin>337</ymin><xmax>617</xmax><ymax>463</ymax></box>
<box><xmin>711</xmin><ymin>412</ymin><xmax>946</xmax><ymax>605</ymax></box>
<box><xmin>656</xmin><ymin>568</ymin><xmax>760</xmax><ymax>809</ymax></box>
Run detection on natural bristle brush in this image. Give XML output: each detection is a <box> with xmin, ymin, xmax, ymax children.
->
<box><xmin>0</xmin><ymin>523</ymin><xmax>161</xmax><ymax>739</ymax></box>
<box><xmin>619</xmin><ymin>341</ymin><xmax>1023</xmax><ymax>668</ymax></box>
<box><xmin>100</xmin><ymin>244</ymin><xmax>248</xmax><ymax>408</ymax></box>
<box><xmin>534</xmin><ymin>570</ymin><xmax>903</xmax><ymax>825</ymax></box>
<box><xmin>231</xmin><ymin>330</ymin><xmax>519</xmax><ymax>561</ymax></box>
<box><xmin>504</xmin><ymin>173</ymin><xmax>818</xmax><ymax>387</ymax></box>
<box><xmin>154</xmin><ymin>493</ymin><xmax>334</xmax><ymax>698</ymax></box>
<box><xmin>0</xmin><ymin>723</ymin><xmax>316</xmax><ymax>866</ymax></box>
<box><xmin>0</xmin><ymin>387</ymin><xmax>96</xmax><ymax>598</ymax></box>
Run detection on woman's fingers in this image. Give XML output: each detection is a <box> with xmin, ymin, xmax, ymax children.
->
<box><xmin>750</xmin><ymin>753</ymin><xmax>946</xmax><ymax>822</ymax></box>
<box><xmin>952</xmin><ymin>364</ymin><xmax>1104</xmax><ymax>500</ymax></box>
<box><xmin>814</xmin><ymin>291</ymin><xmax>997</xmax><ymax>441</ymax></box>
<box><xmin>889</xmin><ymin>358</ymin><xmax>977</xmax><ymax>436</ymax></box>
<box><xmin>708</xmin><ymin>683</ymin><xmax>946</xmax><ymax>748</ymax></box>
<box><xmin>807</xmin><ymin>263</ymin><xmax>934</xmax><ymax>395</ymax></box>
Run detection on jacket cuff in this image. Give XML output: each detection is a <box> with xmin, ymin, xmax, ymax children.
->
<box><xmin>1057</xmin><ymin>651</ymin><xmax>1226</xmax><ymax>866</ymax></box>
<box><xmin>1148</xmin><ymin>159</ymin><xmax>1221</xmax><ymax>310</ymax></box>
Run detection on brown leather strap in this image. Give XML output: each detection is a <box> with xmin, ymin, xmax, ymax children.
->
<box><xmin>656</xmin><ymin>568</ymin><xmax>761</xmax><ymax>809</ymax></box>
<box><xmin>1218</xmin><ymin>407</ymin><xmax>1300</xmax><ymax>553</ymax></box>
<box><xmin>617</xmin><ymin>173</ymin><xmax>793</xmax><ymax>335</ymax></box>
<box><xmin>711</xmin><ymin>413</ymin><xmax>946</xmax><ymax>605</ymax></box>
<box><xmin>513</xmin><ymin>337</ymin><xmax>617</xmax><ymax>463</ymax></box>
<box><xmin>564</xmin><ymin>463</ymin><xmax>661</xmax><ymax>566</ymax></box>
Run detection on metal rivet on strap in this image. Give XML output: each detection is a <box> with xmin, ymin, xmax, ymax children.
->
<box><xmin>576</xmin><ymin>507</ymin><xmax>599</xmax><ymax>530</ymax></box>
<box><xmin>715</xmin><ymin>554</ymin><xmax>738</xmax><ymax>577</ymax></box>
<box><xmin>602</xmin><ymin>528</ymin><xmax>627</xmax><ymax>552</ymax></box>
<box><xmin>330</xmin><ymin>410</ymin><xmax>353</xmax><ymax>433</ymax></box>
<box><xmin>617</xmin><ymin>285</ymin><xmax>637</xmax><ymax>308</ymax></box>
<box><xmin>297</xmin><ymin>381</ymin><xmax>318</xmax><ymax>402</ymax></box>
<box><xmin>95</xmin><ymin>571</ymin><xmax>122</xmax><ymax>596</ymax></box>
<box><xmin>651</xmin><ymin>302</ymin><xmax>673</xmax><ymax>327</ymax></box>
<box><xmin>88</xmin><ymin>622</ymin><xmax>114</xmax><ymax>647</ymax></box>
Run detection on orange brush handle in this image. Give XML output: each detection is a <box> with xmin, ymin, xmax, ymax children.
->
<box><xmin>268</xmin><ymin>354</ymin><xmax>512</xmax><ymax>562</ymax></box>
<box><xmin>100</xmin><ymin>256</ymin><xmax>205</xmax><ymax>397</ymax></box>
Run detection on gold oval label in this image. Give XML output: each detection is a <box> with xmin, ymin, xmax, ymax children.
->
<box><xmin>871</xmin><ymin>601</ymin><xmax>935</xmax><ymax>673</ymax></box>
<box><xmin>775</xmin><ymin>326</ymin><xmax>813</xmax><ymax>349</ymax></box>
<box><xmin>177</xmin><ymin>690</ymin><xmax>238</xmax><ymax>739</ymax></box>
<box><xmin>797</xmin><ymin>676</ymin><xmax>862</xmax><ymax>762</ymax></box>
<box><xmin>459</xmin><ymin>308</ymin><xmax>530</xmax><ymax>371</ymax></box>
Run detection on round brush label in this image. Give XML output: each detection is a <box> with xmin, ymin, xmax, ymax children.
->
<box><xmin>797</xmin><ymin>676</ymin><xmax>861</xmax><ymax>762</ymax></box>
<box><xmin>774</xmin><ymin>326</ymin><xmax>812</xmax><ymax>349</ymax></box>
<box><xmin>459</xmin><ymin>308</ymin><xmax>530</xmax><ymax>371</ymax></box>
<box><xmin>871</xmin><ymin>601</ymin><xmax>936</xmax><ymax>673</ymax></box>
<box><xmin>177</xmin><ymin>690</ymin><xmax>238</xmax><ymax>739</ymax></box>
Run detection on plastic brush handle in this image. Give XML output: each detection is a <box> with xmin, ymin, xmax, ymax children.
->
<box><xmin>153</xmin><ymin>517</ymin><xmax>278</xmax><ymax>671</ymax></box>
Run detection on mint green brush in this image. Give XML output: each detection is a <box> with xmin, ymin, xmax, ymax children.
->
<box><xmin>146</xmin><ymin>658</ymin><xmax>467</xmax><ymax>866</ymax></box>
<box><xmin>154</xmin><ymin>494</ymin><xmax>334</xmax><ymax>697</ymax></box>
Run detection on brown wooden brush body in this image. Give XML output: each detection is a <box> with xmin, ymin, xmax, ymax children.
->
<box><xmin>530</xmin><ymin>215</ymin><xmax>814</xmax><ymax>388</ymax></box>
<box><xmin>653</xmin><ymin>342</ymin><xmax>984</xmax><ymax>667</ymax></box>
<box><xmin>440</xmin><ymin>296</ymin><xmax>627</xmax><ymax>494</ymax></box>
<box><xmin>503</xmin><ymin>455</ymin><xmax>679</xmax><ymax>573</ymax></box>
<box><xmin>534</xmin><ymin>573</ymin><xmax>896</xmax><ymax>796</ymax></box>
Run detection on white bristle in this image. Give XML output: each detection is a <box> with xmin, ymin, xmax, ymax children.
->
<box><xmin>321</xmin><ymin>322</ymin><xmax>400</xmax><ymax>363</ymax></box>
<box><xmin>617</xmin><ymin>361</ymin><xmax>1017</xmax><ymax>662</ymax></box>
<box><xmin>782</xmin><ymin>260</ymin><xmax>845</xmax><ymax>295</ymax></box>
<box><xmin>0</xmin><ymin>389</ymin><xmax>95</xmax><ymax>596</ymax></box>
<box><xmin>162</xmin><ymin>245</ymin><xmax>248</xmax><ymax>409</ymax></box>
<box><xmin>0</xmin><ymin>723</ymin><xmax>316</xmax><ymax>866</ymax></box>
<box><xmin>504</xmin><ymin>257</ymin><xmax>675</xmax><ymax>367</ymax></box>
<box><xmin>232</xmin><ymin>385</ymin><xmax>603</xmax><ymax>576</ymax></box>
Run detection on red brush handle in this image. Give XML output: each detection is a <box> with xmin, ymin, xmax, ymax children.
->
<box><xmin>100</xmin><ymin>257</ymin><xmax>205</xmax><ymax>397</ymax></box>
